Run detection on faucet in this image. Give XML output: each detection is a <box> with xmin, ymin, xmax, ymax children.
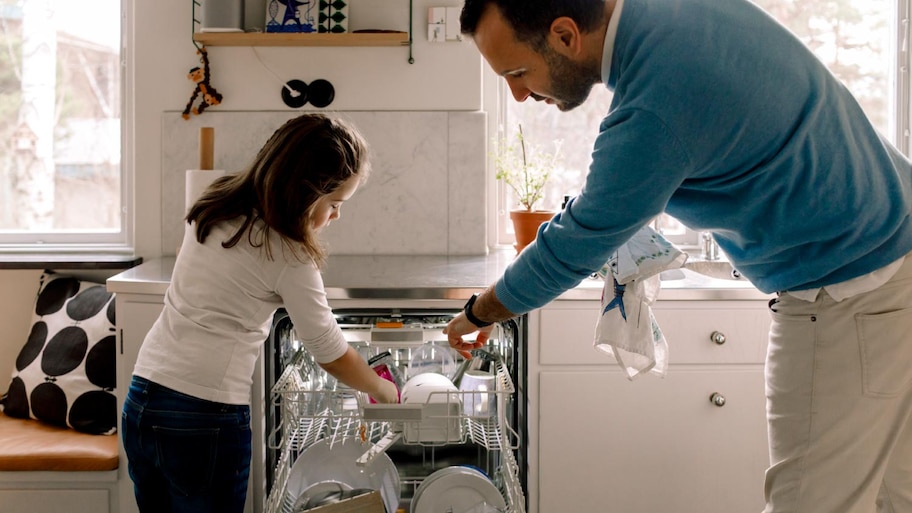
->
<box><xmin>700</xmin><ymin>231</ymin><xmax>719</xmax><ymax>261</ymax></box>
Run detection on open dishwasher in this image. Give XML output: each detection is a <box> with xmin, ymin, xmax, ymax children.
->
<box><xmin>263</xmin><ymin>308</ymin><xmax>526</xmax><ymax>513</ymax></box>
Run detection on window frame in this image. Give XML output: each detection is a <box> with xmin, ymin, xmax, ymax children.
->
<box><xmin>489</xmin><ymin>0</ymin><xmax>912</xmax><ymax>250</ymax></box>
<box><xmin>896</xmin><ymin>0</ymin><xmax>911</xmax><ymax>156</ymax></box>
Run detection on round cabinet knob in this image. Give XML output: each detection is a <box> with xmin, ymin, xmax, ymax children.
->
<box><xmin>710</xmin><ymin>392</ymin><xmax>726</xmax><ymax>407</ymax></box>
<box><xmin>710</xmin><ymin>331</ymin><xmax>726</xmax><ymax>345</ymax></box>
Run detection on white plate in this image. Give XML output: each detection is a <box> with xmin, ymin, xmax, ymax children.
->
<box><xmin>412</xmin><ymin>466</ymin><xmax>506</xmax><ymax>513</ymax></box>
<box><xmin>286</xmin><ymin>439</ymin><xmax>399</xmax><ymax>513</ymax></box>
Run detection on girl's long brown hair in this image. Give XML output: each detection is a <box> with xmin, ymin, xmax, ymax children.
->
<box><xmin>186</xmin><ymin>113</ymin><xmax>370</xmax><ymax>268</ymax></box>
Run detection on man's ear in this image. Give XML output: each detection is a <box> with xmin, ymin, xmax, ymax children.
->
<box><xmin>548</xmin><ymin>16</ymin><xmax>583</xmax><ymax>57</ymax></box>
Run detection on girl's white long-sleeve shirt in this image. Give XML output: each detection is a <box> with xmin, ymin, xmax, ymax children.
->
<box><xmin>133</xmin><ymin>218</ymin><xmax>348</xmax><ymax>405</ymax></box>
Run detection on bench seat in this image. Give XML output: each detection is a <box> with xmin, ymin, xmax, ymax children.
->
<box><xmin>0</xmin><ymin>411</ymin><xmax>118</xmax><ymax>471</ymax></box>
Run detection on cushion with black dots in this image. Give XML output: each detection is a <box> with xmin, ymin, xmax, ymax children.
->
<box><xmin>0</xmin><ymin>272</ymin><xmax>117</xmax><ymax>435</ymax></box>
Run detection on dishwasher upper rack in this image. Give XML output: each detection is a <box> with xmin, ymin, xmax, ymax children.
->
<box><xmin>267</xmin><ymin>349</ymin><xmax>520</xmax><ymax>452</ymax></box>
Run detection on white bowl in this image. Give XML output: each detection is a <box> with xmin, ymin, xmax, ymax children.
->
<box><xmin>399</xmin><ymin>373</ymin><xmax>463</xmax><ymax>443</ymax></box>
<box><xmin>407</xmin><ymin>343</ymin><xmax>457</xmax><ymax>380</ymax></box>
<box><xmin>458</xmin><ymin>370</ymin><xmax>497</xmax><ymax>418</ymax></box>
<box><xmin>400</xmin><ymin>372</ymin><xmax>457</xmax><ymax>404</ymax></box>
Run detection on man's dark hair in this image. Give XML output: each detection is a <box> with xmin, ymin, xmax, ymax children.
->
<box><xmin>460</xmin><ymin>0</ymin><xmax>605</xmax><ymax>48</ymax></box>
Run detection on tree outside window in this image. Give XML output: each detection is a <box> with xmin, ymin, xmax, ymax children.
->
<box><xmin>0</xmin><ymin>0</ymin><xmax>121</xmax><ymax>240</ymax></box>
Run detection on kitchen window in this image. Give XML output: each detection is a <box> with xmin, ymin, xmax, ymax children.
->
<box><xmin>491</xmin><ymin>0</ymin><xmax>911</xmax><ymax>248</ymax></box>
<box><xmin>0</xmin><ymin>0</ymin><xmax>126</xmax><ymax>250</ymax></box>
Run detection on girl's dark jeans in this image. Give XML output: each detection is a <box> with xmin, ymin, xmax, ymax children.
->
<box><xmin>121</xmin><ymin>376</ymin><xmax>251</xmax><ymax>513</ymax></box>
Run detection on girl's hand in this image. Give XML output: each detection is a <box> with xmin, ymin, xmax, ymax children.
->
<box><xmin>371</xmin><ymin>377</ymin><xmax>400</xmax><ymax>404</ymax></box>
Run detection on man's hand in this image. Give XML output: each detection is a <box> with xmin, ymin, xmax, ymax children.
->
<box><xmin>444</xmin><ymin>313</ymin><xmax>494</xmax><ymax>358</ymax></box>
<box><xmin>445</xmin><ymin>288</ymin><xmax>516</xmax><ymax>357</ymax></box>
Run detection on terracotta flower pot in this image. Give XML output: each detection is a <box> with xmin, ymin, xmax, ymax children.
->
<box><xmin>509</xmin><ymin>210</ymin><xmax>555</xmax><ymax>254</ymax></box>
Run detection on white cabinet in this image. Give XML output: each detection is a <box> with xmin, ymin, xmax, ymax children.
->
<box><xmin>115</xmin><ymin>297</ymin><xmax>165</xmax><ymax>413</ymax></box>
<box><xmin>528</xmin><ymin>299</ymin><xmax>771</xmax><ymax>513</ymax></box>
<box><xmin>114</xmin><ymin>293</ymin><xmax>165</xmax><ymax>513</ymax></box>
<box><xmin>0</xmin><ymin>489</ymin><xmax>111</xmax><ymax>513</ymax></box>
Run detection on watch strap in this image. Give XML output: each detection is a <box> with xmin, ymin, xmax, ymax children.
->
<box><xmin>464</xmin><ymin>293</ymin><xmax>493</xmax><ymax>328</ymax></box>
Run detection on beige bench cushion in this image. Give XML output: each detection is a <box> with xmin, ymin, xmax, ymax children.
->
<box><xmin>0</xmin><ymin>411</ymin><xmax>118</xmax><ymax>471</ymax></box>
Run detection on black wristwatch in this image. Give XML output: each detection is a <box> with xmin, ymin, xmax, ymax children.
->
<box><xmin>463</xmin><ymin>293</ymin><xmax>493</xmax><ymax>328</ymax></box>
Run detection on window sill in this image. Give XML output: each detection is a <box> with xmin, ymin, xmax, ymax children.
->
<box><xmin>0</xmin><ymin>253</ymin><xmax>143</xmax><ymax>270</ymax></box>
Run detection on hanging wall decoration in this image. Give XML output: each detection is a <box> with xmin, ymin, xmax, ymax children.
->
<box><xmin>182</xmin><ymin>47</ymin><xmax>223</xmax><ymax>119</ymax></box>
<box><xmin>266</xmin><ymin>0</ymin><xmax>317</xmax><ymax>33</ymax></box>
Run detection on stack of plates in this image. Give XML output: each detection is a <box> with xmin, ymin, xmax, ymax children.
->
<box><xmin>285</xmin><ymin>439</ymin><xmax>399</xmax><ymax>513</ymax></box>
<box><xmin>291</xmin><ymin>481</ymin><xmax>352</xmax><ymax>511</ymax></box>
<box><xmin>411</xmin><ymin>466</ymin><xmax>507</xmax><ymax>513</ymax></box>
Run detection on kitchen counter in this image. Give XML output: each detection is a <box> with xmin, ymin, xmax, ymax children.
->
<box><xmin>107</xmin><ymin>251</ymin><xmax>772</xmax><ymax>301</ymax></box>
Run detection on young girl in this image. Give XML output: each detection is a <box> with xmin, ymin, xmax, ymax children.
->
<box><xmin>121</xmin><ymin>113</ymin><xmax>398</xmax><ymax>513</ymax></box>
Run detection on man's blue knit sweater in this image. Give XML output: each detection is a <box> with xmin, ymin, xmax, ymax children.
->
<box><xmin>496</xmin><ymin>0</ymin><xmax>912</xmax><ymax>314</ymax></box>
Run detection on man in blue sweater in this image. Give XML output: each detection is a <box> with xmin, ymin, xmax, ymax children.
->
<box><xmin>444</xmin><ymin>0</ymin><xmax>912</xmax><ymax>511</ymax></box>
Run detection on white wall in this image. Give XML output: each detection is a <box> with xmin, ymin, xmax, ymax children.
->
<box><xmin>130</xmin><ymin>0</ymin><xmax>485</xmax><ymax>258</ymax></box>
<box><xmin>0</xmin><ymin>270</ymin><xmax>43</xmax><ymax>388</ymax></box>
<box><xmin>160</xmin><ymin>111</ymin><xmax>488</xmax><ymax>256</ymax></box>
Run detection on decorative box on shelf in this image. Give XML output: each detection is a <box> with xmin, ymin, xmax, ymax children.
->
<box><xmin>265</xmin><ymin>0</ymin><xmax>349</xmax><ymax>33</ymax></box>
<box><xmin>191</xmin><ymin>0</ymin><xmax>414</xmax><ymax>62</ymax></box>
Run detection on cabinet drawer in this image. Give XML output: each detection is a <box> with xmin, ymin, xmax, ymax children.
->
<box><xmin>539</xmin><ymin>300</ymin><xmax>771</xmax><ymax>365</ymax></box>
<box><xmin>655</xmin><ymin>301</ymin><xmax>771</xmax><ymax>364</ymax></box>
<box><xmin>538</xmin><ymin>369</ymin><xmax>768</xmax><ymax>513</ymax></box>
<box><xmin>538</xmin><ymin>306</ymin><xmax>601</xmax><ymax>365</ymax></box>
<box><xmin>0</xmin><ymin>489</ymin><xmax>109</xmax><ymax>513</ymax></box>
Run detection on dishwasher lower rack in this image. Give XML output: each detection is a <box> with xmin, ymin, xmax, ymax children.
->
<box><xmin>264</xmin><ymin>351</ymin><xmax>525</xmax><ymax>513</ymax></box>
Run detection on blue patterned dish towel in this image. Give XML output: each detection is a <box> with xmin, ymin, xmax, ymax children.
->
<box><xmin>594</xmin><ymin>225</ymin><xmax>686</xmax><ymax>379</ymax></box>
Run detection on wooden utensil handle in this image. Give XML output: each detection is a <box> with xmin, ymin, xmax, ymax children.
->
<box><xmin>199</xmin><ymin>127</ymin><xmax>214</xmax><ymax>170</ymax></box>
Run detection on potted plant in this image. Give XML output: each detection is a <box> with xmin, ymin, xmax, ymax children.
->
<box><xmin>494</xmin><ymin>124</ymin><xmax>562</xmax><ymax>253</ymax></box>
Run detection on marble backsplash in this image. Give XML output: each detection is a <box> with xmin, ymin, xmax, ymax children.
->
<box><xmin>161</xmin><ymin>111</ymin><xmax>487</xmax><ymax>256</ymax></box>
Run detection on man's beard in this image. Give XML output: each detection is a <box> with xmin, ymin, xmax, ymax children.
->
<box><xmin>540</xmin><ymin>46</ymin><xmax>600</xmax><ymax>112</ymax></box>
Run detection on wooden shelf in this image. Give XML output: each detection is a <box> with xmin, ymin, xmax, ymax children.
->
<box><xmin>193</xmin><ymin>31</ymin><xmax>410</xmax><ymax>47</ymax></box>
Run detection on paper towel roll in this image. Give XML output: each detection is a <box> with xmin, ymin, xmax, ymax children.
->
<box><xmin>186</xmin><ymin>169</ymin><xmax>227</xmax><ymax>212</ymax></box>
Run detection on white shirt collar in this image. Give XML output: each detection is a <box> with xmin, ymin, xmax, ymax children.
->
<box><xmin>601</xmin><ymin>0</ymin><xmax>625</xmax><ymax>84</ymax></box>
